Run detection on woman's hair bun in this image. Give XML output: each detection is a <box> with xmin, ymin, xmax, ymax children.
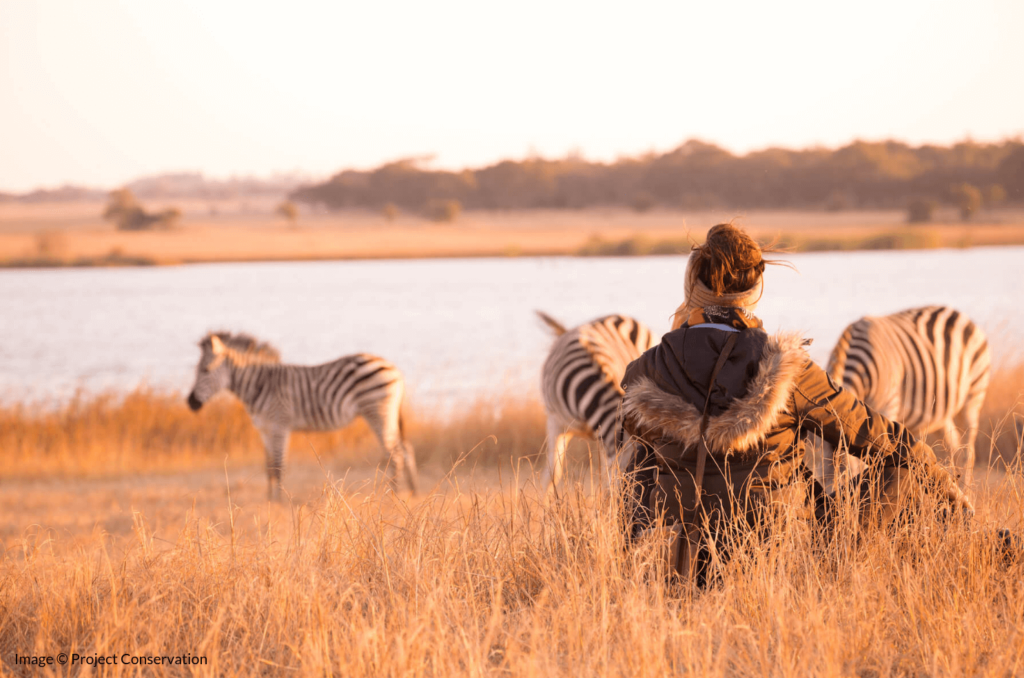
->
<box><xmin>692</xmin><ymin>223</ymin><xmax>766</xmax><ymax>295</ymax></box>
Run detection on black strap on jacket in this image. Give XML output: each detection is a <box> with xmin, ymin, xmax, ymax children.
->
<box><xmin>693</xmin><ymin>332</ymin><xmax>739</xmax><ymax>506</ymax></box>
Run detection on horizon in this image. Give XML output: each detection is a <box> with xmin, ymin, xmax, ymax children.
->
<box><xmin>4</xmin><ymin>134</ymin><xmax>1021</xmax><ymax>196</ymax></box>
<box><xmin>2</xmin><ymin>0</ymin><xmax>1022</xmax><ymax>193</ymax></box>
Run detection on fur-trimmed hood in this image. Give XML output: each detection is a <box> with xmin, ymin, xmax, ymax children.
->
<box><xmin>622</xmin><ymin>331</ymin><xmax>809</xmax><ymax>457</ymax></box>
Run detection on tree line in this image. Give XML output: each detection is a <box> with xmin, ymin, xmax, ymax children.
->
<box><xmin>291</xmin><ymin>139</ymin><xmax>1024</xmax><ymax>215</ymax></box>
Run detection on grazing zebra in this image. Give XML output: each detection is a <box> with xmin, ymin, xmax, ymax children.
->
<box><xmin>537</xmin><ymin>312</ymin><xmax>656</xmax><ymax>493</ymax></box>
<box><xmin>826</xmin><ymin>306</ymin><xmax>991</xmax><ymax>488</ymax></box>
<box><xmin>187</xmin><ymin>332</ymin><xmax>417</xmax><ymax>500</ymax></box>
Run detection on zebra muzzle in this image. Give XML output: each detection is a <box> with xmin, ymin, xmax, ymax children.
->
<box><xmin>187</xmin><ymin>392</ymin><xmax>203</xmax><ymax>411</ymax></box>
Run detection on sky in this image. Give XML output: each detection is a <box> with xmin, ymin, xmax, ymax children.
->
<box><xmin>1</xmin><ymin>0</ymin><xmax>1022</xmax><ymax>192</ymax></box>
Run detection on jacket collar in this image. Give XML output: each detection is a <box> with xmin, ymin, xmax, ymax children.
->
<box><xmin>622</xmin><ymin>331</ymin><xmax>808</xmax><ymax>457</ymax></box>
<box><xmin>684</xmin><ymin>306</ymin><xmax>763</xmax><ymax>330</ymax></box>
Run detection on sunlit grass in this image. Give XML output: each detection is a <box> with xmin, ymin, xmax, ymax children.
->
<box><xmin>1</xmin><ymin>458</ymin><xmax>1022</xmax><ymax>676</ymax></box>
<box><xmin>0</xmin><ymin>369</ymin><xmax>1022</xmax><ymax>676</ymax></box>
<box><xmin>0</xmin><ymin>388</ymin><xmax>549</xmax><ymax>479</ymax></box>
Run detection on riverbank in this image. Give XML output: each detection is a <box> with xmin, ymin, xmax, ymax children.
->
<box><xmin>3</xmin><ymin>203</ymin><xmax>1024</xmax><ymax>266</ymax></box>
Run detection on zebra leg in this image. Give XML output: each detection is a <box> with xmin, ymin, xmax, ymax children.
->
<box><xmin>942</xmin><ymin>420</ymin><xmax>964</xmax><ymax>484</ymax></box>
<box><xmin>260</xmin><ymin>427</ymin><xmax>290</xmax><ymax>502</ymax></box>
<box><xmin>601</xmin><ymin>426</ymin><xmax>626</xmax><ymax>494</ymax></box>
<box><xmin>400</xmin><ymin>439</ymin><xmax>419</xmax><ymax>495</ymax></box>
<box><xmin>365</xmin><ymin>409</ymin><xmax>416</xmax><ymax>494</ymax></box>
<box><xmin>395</xmin><ymin>407</ymin><xmax>418</xmax><ymax>494</ymax></box>
<box><xmin>603</xmin><ymin>446</ymin><xmax>623</xmax><ymax>494</ymax></box>
<box><xmin>954</xmin><ymin>406</ymin><xmax>981</xmax><ymax>490</ymax></box>
<box><xmin>541</xmin><ymin>416</ymin><xmax>571</xmax><ymax>495</ymax></box>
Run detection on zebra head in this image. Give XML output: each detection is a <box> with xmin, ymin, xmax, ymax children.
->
<box><xmin>188</xmin><ymin>334</ymin><xmax>232</xmax><ymax>411</ymax></box>
<box><xmin>188</xmin><ymin>332</ymin><xmax>281</xmax><ymax>410</ymax></box>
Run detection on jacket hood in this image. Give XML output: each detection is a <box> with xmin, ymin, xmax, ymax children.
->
<box><xmin>622</xmin><ymin>331</ymin><xmax>809</xmax><ymax>457</ymax></box>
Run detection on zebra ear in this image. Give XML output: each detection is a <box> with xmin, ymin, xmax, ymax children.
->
<box><xmin>210</xmin><ymin>335</ymin><xmax>226</xmax><ymax>355</ymax></box>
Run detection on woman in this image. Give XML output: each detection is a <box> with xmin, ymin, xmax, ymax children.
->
<box><xmin>619</xmin><ymin>223</ymin><xmax>973</xmax><ymax>583</ymax></box>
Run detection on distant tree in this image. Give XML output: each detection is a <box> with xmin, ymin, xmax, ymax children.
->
<box><xmin>159</xmin><ymin>207</ymin><xmax>182</xmax><ymax>229</ymax></box>
<box><xmin>103</xmin><ymin>189</ymin><xmax>179</xmax><ymax>231</ymax></box>
<box><xmin>276</xmin><ymin>200</ymin><xmax>298</xmax><ymax>227</ymax></box>
<box><xmin>424</xmin><ymin>199</ymin><xmax>461</xmax><ymax>223</ymax></box>
<box><xmin>825</xmin><ymin>190</ymin><xmax>851</xmax><ymax>212</ymax></box>
<box><xmin>289</xmin><ymin>138</ymin><xmax>1024</xmax><ymax>213</ymax></box>
<box><xmin>907</xmin><ymin>198</ymin><xmax>936</xmax><ymax>223</ymax></box>
<box><xmin>951</xmin><ymin>183</ymin><xmax>982</xmax><ymax>221</ymax></box>
<box><xmin>103</xmin><ymin>188</ymin><xmax>143</xmax><ymax>227</ymax></box>
<box><xmin>984</xmin><ymin>184</ymin><xmax>1007</xmax><ymax>207</ymax></box>
<box><xmin>630</xmin><ymin>191</ymin><xmax>656</xmax><ymax>213</ymax></box>
<box><xmin>996</xmin><ymin>145</ymin><xmax>1024</xmax><ymax>199</ymax></box>
<box><xmin>381</xmin><ymin>203</ymin><xmax>400</xmax><ymax>221</ymax></box>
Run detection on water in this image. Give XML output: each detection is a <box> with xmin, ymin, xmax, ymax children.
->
<box><xmin>1</xmin><ymin>247</ymin><xmax>1022</xmax><ymax>408</ymax></box>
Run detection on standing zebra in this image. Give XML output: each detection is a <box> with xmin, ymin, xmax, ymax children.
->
<box><xmin>826</xmin><ymin>306</ymin><xmax>991</xmax><ymax>488</ymax></box>
<box><xmin>537</xmin><ymin>312</ymin><xmax>656</xmax><ymax>493</ymax></box>
<box><xmin>187</xmin><ymin>332</ymin><xmax>417</xmax><ymax>500</ymax></box>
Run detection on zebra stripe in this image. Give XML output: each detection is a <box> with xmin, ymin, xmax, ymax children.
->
<box><xmin>537</xmin><ymin>312</ymin><xmax>656</xmax><ymax>493</ymax></box>
<box><xmin>826</xmin><ymin>306</ymin><xmax>991</xmax><ymax>487</ymax></box>
<box><xmin>188</xmin><ymin>332</ymin><xmax>417</xmax><ymax>499</ymax></box>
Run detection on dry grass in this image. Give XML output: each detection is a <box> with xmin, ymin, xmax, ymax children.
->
<box><xmin>3</xmin><ymin>203</ymin><xmax>1024</xmax><ymax>265</ymax></box>
<box><xmin>3</xmin><ymin>359</ymin><xmax>1021</xmax><ymax>481</ymax></box>
<box><xmin>1</xmin><ymin>372</ymin><xmax>1023</xmax><ymax>676</ymax></box>
<box><xmin>1</xmin><ymin>458</ymin><xmax>1022</xmax><ymax>675</ymax></box>
<box><xmin>0</xmin><ymin>390</ymin><xmax>549</xmax><ymax>480</ymax></box>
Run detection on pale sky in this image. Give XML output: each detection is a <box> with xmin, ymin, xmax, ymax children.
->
<box><xmin>2</xmin><ymin>0</ymin><xmax>1022</xmax><ymax>192</ymax></box>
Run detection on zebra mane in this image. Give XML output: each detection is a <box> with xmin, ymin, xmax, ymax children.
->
<box><xmin>201</xmin><ymin>331</ymin><xmax>281</xmax><ymax>364</ymax></box>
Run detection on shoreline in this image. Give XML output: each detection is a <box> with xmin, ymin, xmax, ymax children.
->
<box><xmin>4</xmin><ymin>204</ymin><xmax>1024</xmax><ymax>268</ymax></box>
<box><xmin>3</xmin><ymin>229</ymin><xmax>1024</xmax><ymax>269</ymax></box>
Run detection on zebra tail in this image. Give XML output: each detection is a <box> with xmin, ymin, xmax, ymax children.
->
<box><xmin>536</xmin><ymin>310</ymin><xmax>568</xmax><ymax>336</ymax></box>
<box><xmin>827</xmin><ymin>325</ymin><xmax>853</xmax><ymax>384</ymax></box>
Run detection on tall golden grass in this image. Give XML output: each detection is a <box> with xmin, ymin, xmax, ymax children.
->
<box><xmin>1</xmin><ymin>463</ymin><xmax>1022</xmax><ymax>676</ymax></box>
<box><xmin>1</xmin><ymin>368</ymin><xmax>1023</xmax><ymax>676</ymax></box>
<box><xmin>2</xmin><ymin>361</ymin><xmax>1021</xmax><ymax>479</ymax></box>
<box><xmin>0</xmin><ymin>389</ymin><xmax>550</xmax><ymax>479</ymax></box>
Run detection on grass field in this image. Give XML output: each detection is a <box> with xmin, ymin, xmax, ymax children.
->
<box><xmin>2</xmin><ymin>364</ymin><xmax>1023</xmax><ymax>676</ymax></box>
<box><xmin>3</xmin><ymin>201</ymin><xmax>1024</xmax><ymax>266</ymax></box>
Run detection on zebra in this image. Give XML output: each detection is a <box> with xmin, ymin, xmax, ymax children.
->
<box><xmin>537</xmin><ymin>312</ymin><xmax>656</xmax><ymax>494</ymax></box>
<box><xmin>825</xmin><ymin>306</ymin><xmax>991</xmax><ymax>489</ymax></box>
<box><xmin>187</xmin><ymin>332</ymin><xmax>418</xmax><ymax>500</ymax></box>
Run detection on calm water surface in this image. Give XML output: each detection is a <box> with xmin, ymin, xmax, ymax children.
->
<box><xmin>2</xmin><ymin>247</ymin><xmax>1022</xmax><ymax>408</ymax></box>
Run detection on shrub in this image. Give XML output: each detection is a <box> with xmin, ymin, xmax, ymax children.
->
<box><xmin>907</xmin><ymin>198</ymin><xmax>936</xmax><ymax>223</ymax></box>
<box><xmin>951</xmin><ymin>183</ymin><xmax>982</xmax><ymax>221</ymax></box>
<box><xmin>984</xmin><ymin>184</ymin><xmax>1007</xmax><ymax>207</ymax></box>
<box><xmin>103</xmin><ymin>189</ymin><xmax>180</xmax><ymax>231</ymax></box>
<box><xmin>630</xmin><ymin>191</ymin><xmax>656</xmax><ymax>213</ymax></box>
<box><xmin>424</xmin><ymin>199</ymin><xmax>461</xmax><ymax>223</ymax></box>
<box><xmin>825</xmin><ymin>190</ymin><xmax>851</xmax><ymax>212</ymax></box>
<box><xmin>381</xmin><ymin>203</ymin><xmax>400</xmax><ymax>221</ymax></box>
<box><xmin>275</xmin><ymin>200</ymin><xmax>298</xmax><ymax>226</ymax></box>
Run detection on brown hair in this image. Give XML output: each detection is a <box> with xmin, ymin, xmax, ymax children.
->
<box><xmin>670</xmin><ymin>223</ymin><xmax>790</xmax><ymax>329</ymax></box>
<box><xmin>692</xmin><ymin>222</ymin><xmax>766</xmax><ymax>295</ymax></box>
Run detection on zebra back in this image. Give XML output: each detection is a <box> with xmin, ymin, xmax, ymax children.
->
<box><xmin>230</xmin><ymin>352</ymin><xmax>405</xmax><ymax>434</ymax></box>
<box><xmin>540</xmin><ymin>314</ymin><xmax>656</xmax><ymax>449</ymax></box>
<box><xmin>827</xmin><ymin>306</ymin><xmax>990</xmax><ymax>434</ymax></box>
